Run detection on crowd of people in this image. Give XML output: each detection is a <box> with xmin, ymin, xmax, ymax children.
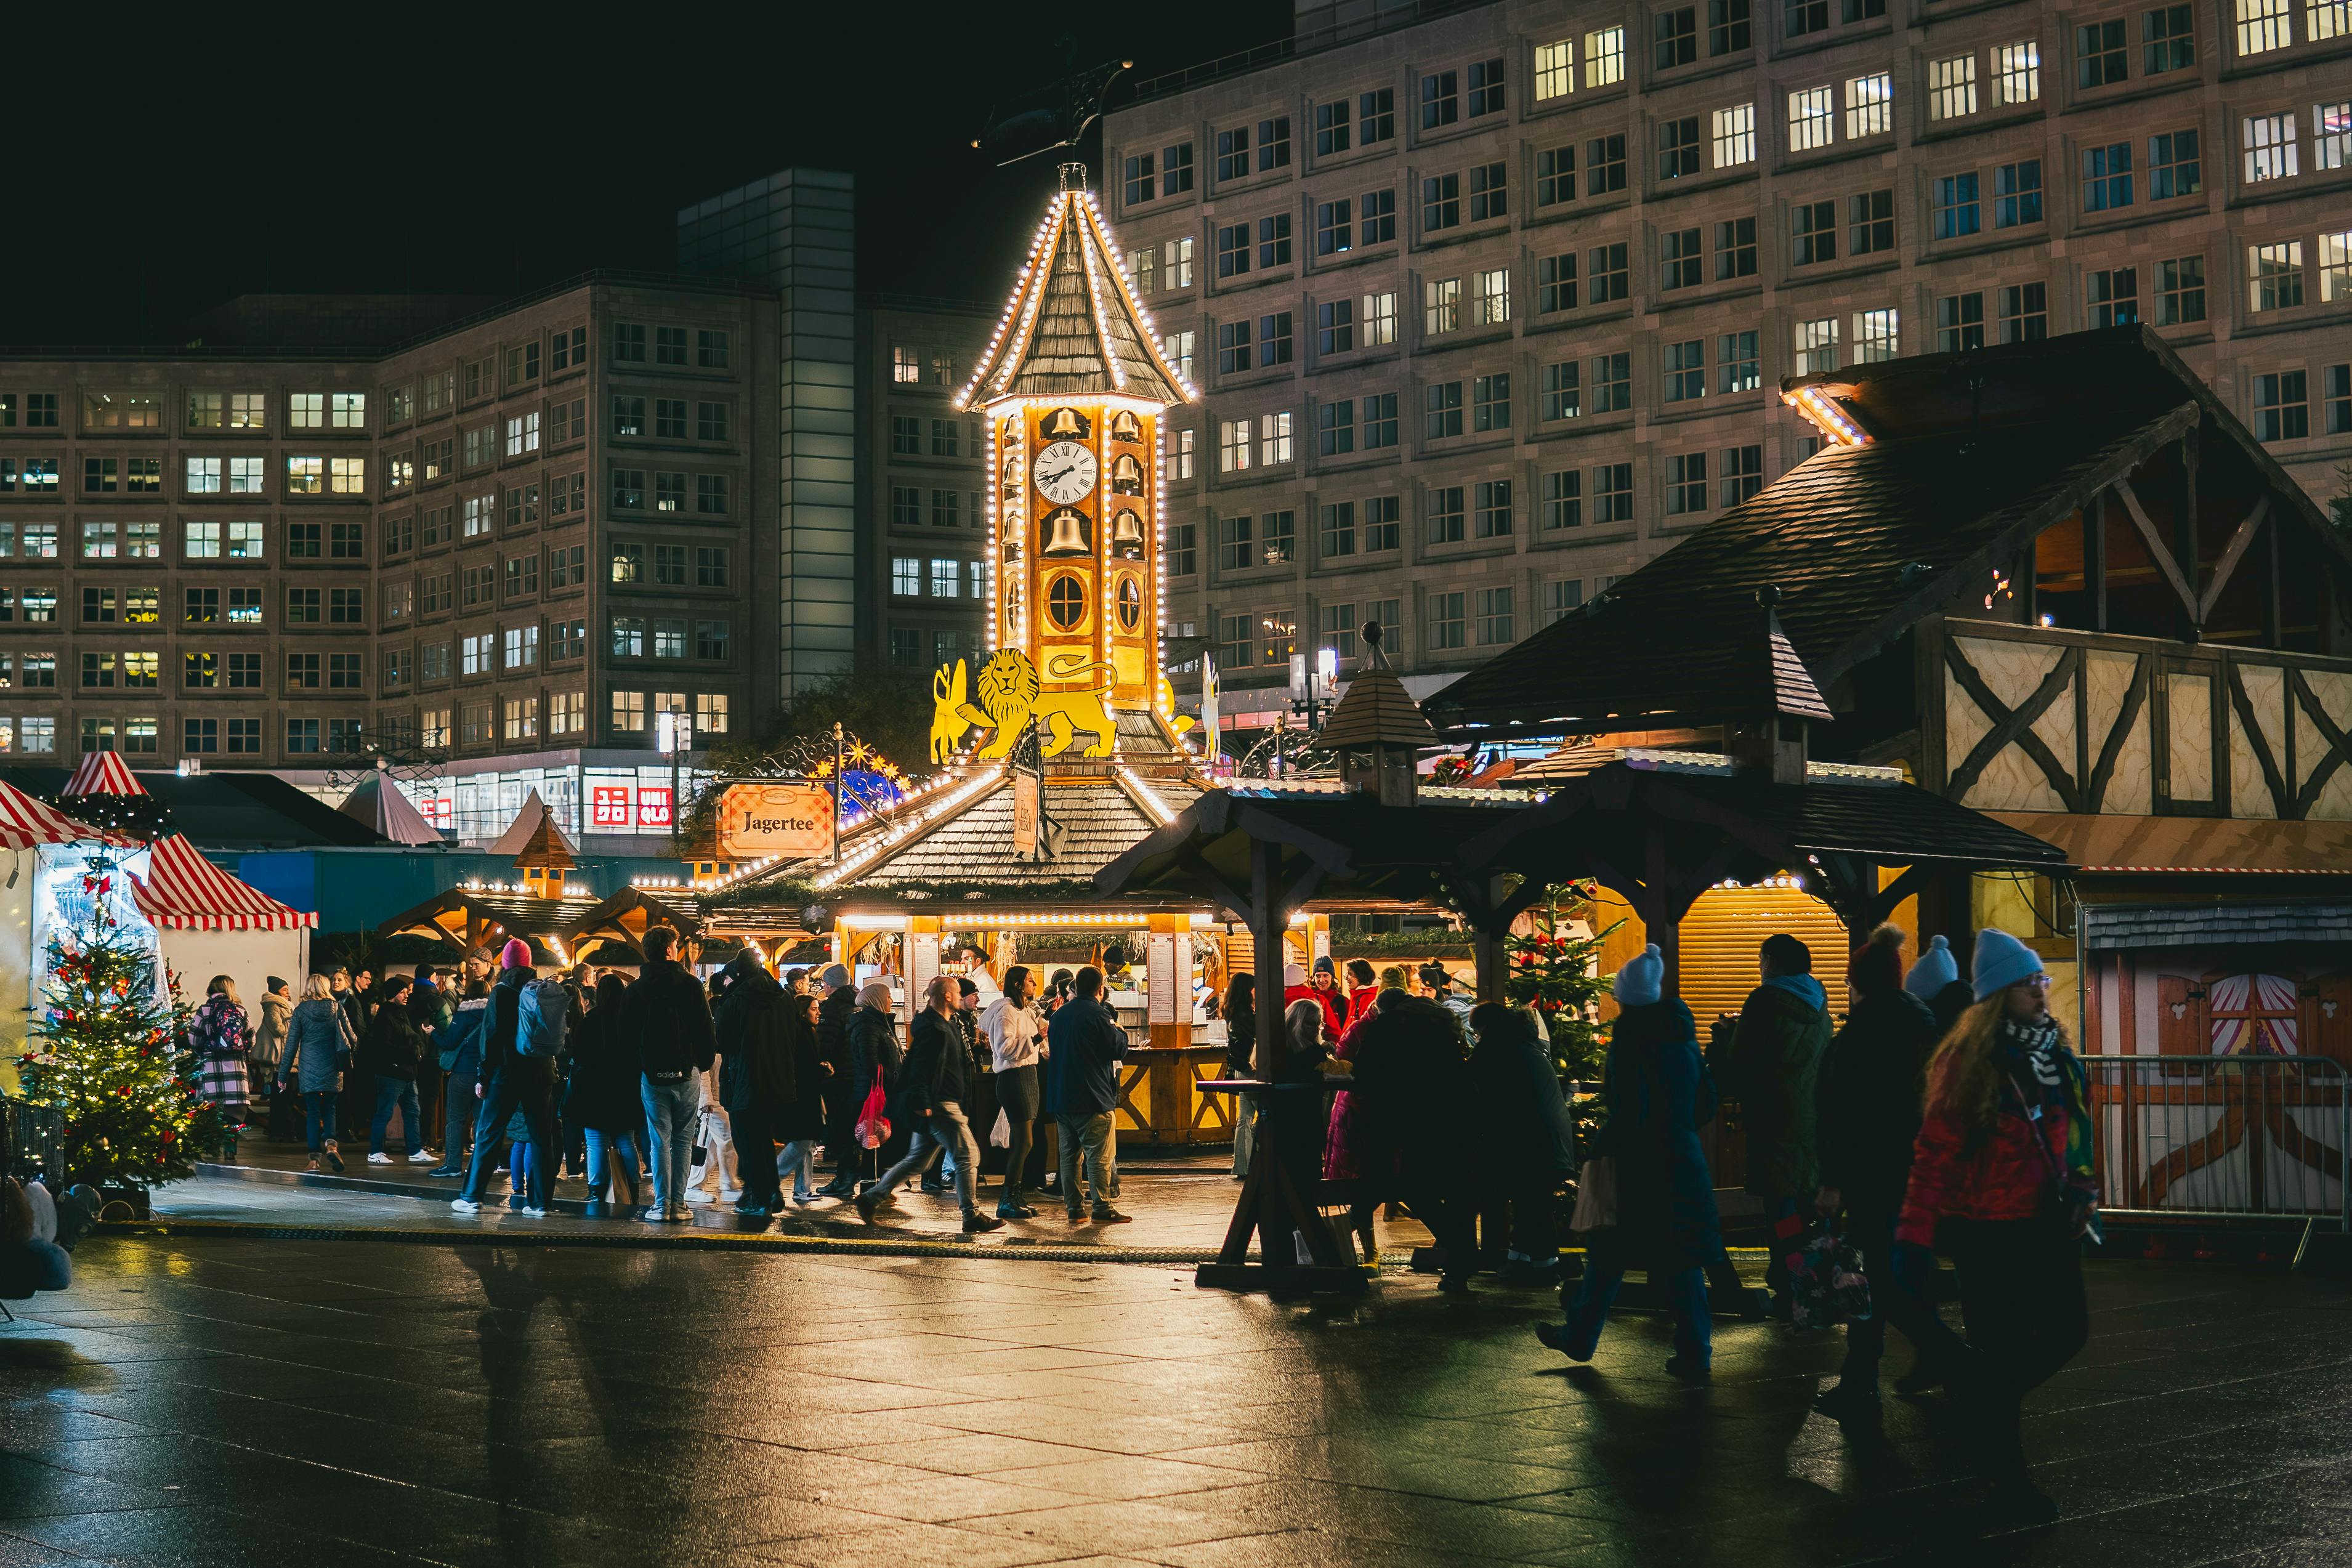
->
<box><xmin>188</xmin><ymin>931</ymin><xmax>1166</xmax><ymax>1235</ymax></box>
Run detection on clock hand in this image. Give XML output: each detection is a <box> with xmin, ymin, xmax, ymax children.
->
<box><xmin>1041</xmin><ymin>466</ymin><xmax>1075</xmax><ymax>487</ymax></box>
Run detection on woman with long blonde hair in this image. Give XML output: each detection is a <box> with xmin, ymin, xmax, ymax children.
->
<box><xmin>1894</xmin><ymin>927</ymin><xmax>2099</xmax><ymax>1526</ymax></box>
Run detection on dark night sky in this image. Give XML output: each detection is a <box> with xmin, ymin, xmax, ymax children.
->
<box><xmin>0</xmin><ymin>7</ymin><xmax>1291</xmax><ymax>345</ymax></box>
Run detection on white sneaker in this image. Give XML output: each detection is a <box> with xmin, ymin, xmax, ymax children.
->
<box><xmin>367</xmin><ymin>1152</ymin><xmax>393</xmax><ymax>1165</ymax></box>
<box><xmin>685</xmin><ymin>1189</ymin><xmax>713</xmax><ymax>1205</ymax></box>
<box><xmin>519</xmin><ymin>1206</ymin><xmax>546</xmax><ymax>1218</ymax></box>
<box><xmin>717</xmin><ymin>1188</ymin><xmax>743</xmax><ymax>1202</ymax></box>
<box><xmin>408</xmin><ymin>1150</ymin><xmax>437</xmax><ymax>1163</ymax></box>
<box><xmin>450</xmin><ymin>1198</ymin><xmax>480</xmax><ymax>1214</ymax></box>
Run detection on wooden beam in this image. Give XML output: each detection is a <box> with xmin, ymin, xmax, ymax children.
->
<box><xmin>2197</xmin><ymin>496</ymin><xmax>2270</xmax><ymax>623</ymax></box>
<box><xmin>2178</xmin><ymin>434</ymin><xmax>2200</xmax><ymax>610</ymax></box>
<box><xmin>2112</xmin><ymin>477</ymin><xmax>2200</xmax><ymax>623</ymax></box>
<box><xmin>2086</xmin><ymin>493</ymin><xmax>2108</xmax><ymax>632</ymax></box>
<box><xmin>1942</xmin><ymin>639</ymin><xmax>2082</xmax><ymax>811</ymax></box>
<box><xmin>1250</xmin><ymin>839</ymin><xmax>1286</xmax><ymax>1080</ymax></box>
<box><xmin>2263</xmin><ymin>516</ymin><xmax>2282</xmax><ymax>649</ymax></box>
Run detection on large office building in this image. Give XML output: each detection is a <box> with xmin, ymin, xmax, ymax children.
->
<box><xmin>0</xmin><ymin>171</ymin><xmax>909</xmax><ymax>852</ymax></box>
<box><xmin>1104</xmin><ymin>0</ymin><xmax>2352</xmax><ymax>724</ymax></box>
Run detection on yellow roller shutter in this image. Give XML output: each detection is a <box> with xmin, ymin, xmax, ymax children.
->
<box><xmin>1677</xmin><ymin>884</ymin><xmax>1851</xmax><ymax>1028</ymax></box>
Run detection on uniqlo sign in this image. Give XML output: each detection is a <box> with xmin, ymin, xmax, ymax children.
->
<box><xmin>591</xmin><ymin>786</ymin><xmax>632</xmax><ymax>827</ymax></box>
<box><xmin>637</xmin><ymin>787</ymin><xmax>673</xmax><ymax>827</ymax></box>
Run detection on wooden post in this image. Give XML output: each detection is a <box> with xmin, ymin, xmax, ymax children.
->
<box><xmin>2179</xmin><ymin>437</ymin><xmax>2202</xmax><ymax>639</ymax></box>
<box><xmin>1251</xmin><ymin>838</ymin><xmax>1285</xmax><ymax>1080</ymax></box>
<box><xmin>2085</xmin><ymin>493</ymin><xmax>2108</xmax><ymax>632</ymax></box>
<box><xmin>1473</xmin><ymin>926</ymin><xmax>1505</xmax><ymax>1003</ymax></box>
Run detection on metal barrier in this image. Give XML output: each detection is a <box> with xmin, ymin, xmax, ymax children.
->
<box><xmin>4</xmin><ymin>1097</ymin><xmax>67</xmax><ymax>1187</ymax></box>
<box><xmin>2080</xmin><ymin>1055</ymin><xmax>2350</xmax><ymax>1229</ymax></box>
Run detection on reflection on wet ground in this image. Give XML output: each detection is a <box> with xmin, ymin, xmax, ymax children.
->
<box><xmin>2</xmin><ymin>1235</ymin><xmax>2345</xmax><ymax>1567</ymax></box>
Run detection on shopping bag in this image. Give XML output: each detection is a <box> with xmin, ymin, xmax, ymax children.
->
<box><xmin>1568</xmin><ymin>1156</ymin><xmax>1615</xmax><ymax>1231</ymax></box>
<box><xmin>989</xmin><ymin>1107</ymin><xmax>1012</xmax><ymax>1148</ymax></box>
<box><xmin>1786</xmin><ymin>1227</ymin><xmax>1873</xmax><ymax>1330</ymax></box>
<box><xmin>854</xmin><ymin>1068</ymin><xmax>891</xmax><ymax>1150</ymax></box>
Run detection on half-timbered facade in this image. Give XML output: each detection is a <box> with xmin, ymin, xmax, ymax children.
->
<box><xmin>1429</xmin><ymin>326</ymin><xmax>2352</xmax><ymax>1081</ymax></box>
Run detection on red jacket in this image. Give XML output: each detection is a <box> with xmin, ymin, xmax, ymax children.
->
<box><xmin>1895</xmin><ymin>1102</ymin><xmax>2071</xmax><ymax>1245</ymax></box>
<box><xmin>1283</xmin><ymin>984</ymin><xmax>1343</xmax><ymax>1039</ymax></box>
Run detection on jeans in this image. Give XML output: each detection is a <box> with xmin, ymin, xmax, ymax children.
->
<box><xmin>583</xmin><ymin>1130</ymin><xmax>641</xmax><ymax>1206</ymax></box>
<box><xmin>1941</xmin><ymin>1214</ymin><xmax>2089</xmax><ymax>1478</ymax></box>
<box><xmin>302</xmin><ymin>1091</ymin><xmax>339</xmax><ymax>1154</ymax></box>
<box><xmin>1561</xmin><ymin>1261</ymin><xmax>1713</xmax><ymax>1367</ymax></box>
<box><xmin>641</xmin><ymin>1076</ymin><xmax>700</xmax><ymax>1211</ymax></box>
<box><xmin>871</xmin><ymin>1101</ymin><xmax>982</xmax><ymax>1216</ymax></box>
<box><xmin>1231</xmin><ymin>1099</ymin><xmax>1256</xmax><ymax>1177</ymax></box>
<box><xmin>370</xmin><ymin>1075</ymin><xmax>423</xmax><ymax>1156</ymax></box>
<box><xmin>459</xmin><ymin>1072</ymin><xmax>556</xmax><ymax>1208</ymax></box>
<box><xmin>441</xmin><ymin>1070</ymin><xmax>479</xmax><ymax>1168</ymax></box>
<box><xmin>1056</xmin><ymin>1111</ymin><xmax>1117</xmax><ymax>1214</ymax></box>
<box><xmin>691</xmin><ymin>1101</ymin><xmax>738</xmax><ymax>1195</ymax></box>
<box><xmin>506</xmin><ymin>1142</ymin><xmax>538</xmax><ymax>1209</ymax></box>
<box><xmin>777</xmin><ymin>1139</ymin><xmax>817</xmax><ymax>1199</ymax></box>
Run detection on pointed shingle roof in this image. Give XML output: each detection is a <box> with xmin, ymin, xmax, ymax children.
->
<box><xmin>960</xmin><ymin>169</ymin><xmax>1190</xmax><ymax>410</ymax></box>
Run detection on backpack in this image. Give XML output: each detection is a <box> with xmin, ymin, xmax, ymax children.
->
<box><xmin>515</xmin><ymin>979</ymin><xmax>570</xmax><ymax>1059</ymax></box>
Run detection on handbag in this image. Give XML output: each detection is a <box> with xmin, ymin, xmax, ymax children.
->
<box><xmin>854</xmin><ymin>1067</ymin><xmax>891</xmax><ymax>1150</ymax></box>
<box><xmin>989</xmin><ymin>1107</ymin><xmax>1012</xmax><ymax>1149</ymax></box>
<box><xmin>1787</xmin><ymin>1227</ymin><xmax>1873</xmax><ymax>1330</ymax></box>
<box><xmin>1569</xmin><ymin>1155</ymin><xmax>1616</xmax><ymax>1231</ymax></box>
<box><xmin>690</xmin><ymin>1109</ymin><xmax>711</xmax><ymax>1170</ymax></box>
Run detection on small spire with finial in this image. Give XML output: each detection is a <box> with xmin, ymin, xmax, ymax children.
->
<box><xmin>1057</xmin><ymin>161</ymin><xmax>1088</xmax><ymax>193</ymax></box>
<box><xmin>1361</xmin><ymin>620</ymin><xmax>1392</xmax><ymax>672</ymax></box>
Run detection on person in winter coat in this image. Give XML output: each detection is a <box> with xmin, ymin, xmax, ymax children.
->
<box><xmin>1905</xmin><ymin>934</ymin><xmax>1976</xmax><ymax>1036</ymax></box>
<box><xmin>812</xmin><ymin>965</ymin><xmax>862</xmax><ymax>1198</ymax></box>
<box><xmin>1282</xmin><ymin>963</ymin><xmax>1341</xmax><ymax>1039</ymax></box>
<box><xmin>253</xmin><ymin>977</ymin><xmax>295</xmax><ymax>1141</ymax></box>
<box><xmin>714</xmin><ymin>955</ymin><xmax>796</xmax><ymax>1218</ymax></box>
<box><xmin>1468</xmin><ymin>1003</ymin><xmax>1575</xmax><ymax>1287</ymax></box>
<box><xmin>566</xmin><ymin>972</ymin><xmax>644</xmax><ymax>1209</ymax></box>
<box><xmin>1539</xmin><ymin>945</ymin><xmax>1724</xmax><ymax>1378</ymax></box>
<box><xmin>1222</xmin><ymin>972</ymin><xmax>1258</xmax><ymax>1180</ymax></box>
<box><xmin>857</xmin><ymin>976</ymin><xmax>1003</xmax><ymax>1232</ymax></box>
<box><xmin>843</xmin><ymin>980</ymin><xmax>905</xmax><ymax>1171</ymax></box>
<box><xmin>980</xmin><ymin>966</ymin><xmax>1047</xmax><ymax>1218</ymax></box>
<box><xmin>1340</xmin><ymin>987</ymin><xmax>1476</xmax><ymax>1290</ymax></box>
<box><xmin>429</xmin><ymin>990</ymin><xmax>490</xmax><ymax>1178</ymax></box>
<box><xmin>1812</xmin><ymin>925</ymin><xmax>1969</xmax><ymax>1420</ymax></box>
<box><xmin>190</xmin><ymin>977</ymin><xmax>253</xmax><ymax>1119</ymax></box>
<box><xmin>618</xmin><ymin>926</ymin><xmax>717</xmax><ymax>1222</ymax></box>
<box><xmin>1321</xmin><ymin>968</ymin><xmax>1397</xmax><ymax>1189</ymax></box>
<box><xmin>1045</xmin><ymin>966</ymin><xmax>1130</xmax><ymax>1223</ymax></box>
<box><xmin>278</xmin><ymin>974</ymin><xmax>357</xmax><ymax>1172</ymax></box>
<box><xmin>357</xmin><ymin>976</ymin><xmax>431</xmax><ymax>1164</ymax></box>
<box><xmin>1713</xmin><ymin>932</ymin><xmax>1830</xmax><ymax>1310</ymax></box>
<box><xmin>1895</xmin><ymin>927</ymin><xmax>2098</xmax><ymax>1526</ymax></box>
<box><xmin>774</xmin><ymin>992</ymin><xmax>829</xmax><ymax>1203</ymax></box>
<box><xmin>1308</xmin><ymin>956</ymin><xmax>1348</xmax><ymax>1036</ymax></box>
<box><xmin>453</xmin><ymin>939</ymin><xmax>562</xmax><ymax>1218</ymax></box>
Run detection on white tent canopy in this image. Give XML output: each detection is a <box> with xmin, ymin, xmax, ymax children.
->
<box><xmin>337</xmin><ymin>770</ymin><xmax>443</xmax><ymax>846</ymax></box>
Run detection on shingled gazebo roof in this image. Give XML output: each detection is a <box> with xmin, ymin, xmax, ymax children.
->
<box><xmin>958</xmin><ymin>167</ymin><xmax>1189</xmax><ymax>410</ymax></box>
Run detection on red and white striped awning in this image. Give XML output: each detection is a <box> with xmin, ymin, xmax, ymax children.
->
<box><xmin>63</xmin><ymin>751</ymin><xmax>147</xmax><ymax>797</ymax></box>
<box><xmin>0</xmin><ymin>778</ymin><xmax>104</xmax><ymax>851</ymax></box>
<box><xmin>131</xmin><ymin>834</ymin><xmax>317</xmax><ymax>931</ymax></box>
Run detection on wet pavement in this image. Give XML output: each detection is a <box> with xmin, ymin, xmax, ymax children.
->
<box><xmin>2</xmin><ymin>1230</ymin><xmax>2346</xmax><ymax>1568</ymax></box>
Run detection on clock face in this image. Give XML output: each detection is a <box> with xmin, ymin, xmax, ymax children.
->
<box><xmin>1032</xmin><ymin>440</ymin><xmax>1098</xmax><ymax>505</ymax></box>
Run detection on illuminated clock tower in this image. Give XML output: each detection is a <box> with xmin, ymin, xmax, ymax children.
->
<box><xmin>955</xmin><ymin>163</ymin><xmax>1194</xmax><ymax>756</ymax></box>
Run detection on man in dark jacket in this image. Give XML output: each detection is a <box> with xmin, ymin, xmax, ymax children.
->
<box><xmin>1346</xmin><ymin>988</ymin><xmax>1478</xmax><ymax>1291</ymax></box>
<box><xmin>453</xmin><ymin>940</ymin><xmax>559</xmax><ymax>1216</ymax></box>
<box><xmin>359</xmin><ymin>976</ymin><xmax>432</xmax><ymax>1165</ymax></box>
<box><xmin>813</xmin><ymin>966</ymin><xmax>862</xmax><ymax>1197</ymax></box>
<box><xmin>1713</xmin><ymin>932</ymin><xmax>1830</xmax><ymax>1311</ymax></box>
<box><xmin>856</xmin><ymin>977</ymin><xmax>1002</xmax><ymax>1233</ymax></box>
<box><xmin>1814</xmin><ymin>925</ymin><xmax>1968</xmax><ymax>1418</ymax></box>
<box><xmin>623</xmin><ymin>926</ymin><xmax>717</xmax><ymax>1222</ymax></box>
<box><xmin>1045</xmin><ymin>966</ymin><xmax>1130</xmax><ymax>1224</ymax></box>
<box><xmin>714</xmin><ymin>956</ymin><xmax>795</xmax><ymax>1219</ymax></box>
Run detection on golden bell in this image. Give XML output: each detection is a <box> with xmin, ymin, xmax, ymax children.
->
<box><xmin>1112</xmin><ymin>508</ymin><xmax>1144</xmax><ymax>555</ymax></box>
<box><xmin>1112</xmin><ymin>454</ymin><xmax>1144</xmax><ymax>495</ymax></box>
<box><xmin>1111</xmin><ymin>410</ymin><xmax>1142</xmax><ymax>443</ymax></box>
<box><xmin>1041</xmin><ymin>507</ymin><xmax>1091</xmax><ymax>557</ymax></box>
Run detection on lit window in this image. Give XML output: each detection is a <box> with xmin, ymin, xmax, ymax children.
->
<box><xmin>1788</xmin><ymin>86</ymin><xmax>1835</xmax><ymax>151</ymax></box>
<box><xmin>1425</xmin><ymin>277</ymin><xmax>1462</xmax><ymax>335</ymax></box>
<box><xmin>1996</xmin><ymin>41</ymin><xmax>2040</xmax><ymax>102</ymax></box>
<box><xmin>1853</xmin><ymin>308</ymin><xmax>1899</xmax><ymax>362</ymax></box>
<box><xmin>1472</xmin><ymin>269</ymin><xmax>1511</xmax><ymax>325</ymax></box>
<box><xmin>1712</xmin><ymin>102</ymin><xmax>1755</xmax><ymax>166</ymax></box>
<box><xmin>2244</xmin><ymin>113</ymin><xmax>2298</xmax><ymax>180</ymax></box>
<box><xmin>330</xmin><ymin>392</ymin><xmax>366</xmax><ymax>429</ymax></box>
<box><xmin>289</xmin><ymin>392</ymin><xmax>323</xmax><ymax>429</ymax></box>
<box><xmin>1930</xmin><ymin>55</ymin><xmax>1978</xmax><ymax>121</ymax></box>
<box><xmin>1534</xmin><ymin>39</ymin><xmax>1573</xmax><ymax>99</ymax></box>
<box><xmin>2249</xmin><ymin>241</ymin><xmax>2304</xmax><ymax>310</ymax></box>
<box><xmin>2316</xmin><ymin>99</ymin><xmax>2352</xmax><ymax>169</ymax></box>
<box><xmin>1794</xmin><ymin>317</ymin><xmax>1840</xmax><ymax>375</ymax></box>
<box><xmin>2236</xmin><ymin>0</ymin><xmax>2291</xmax><ymax>54</ymax></box>
<box><xmin>2320</xmin><ymin>230</ymin><xmax>2352</xmax><ymax>300</ymax></box>
<box><xmin>1584</xmin><ymin>26</ymin><xmax>1625</xmax><ymax>86</ymax></box>
<box><xmin>1219</xmin><ymin>420</ymin><xmax>1251</xmax><ymax>473</ymax></box>
<box><xmin>1845</xmin><ymin>73</ymin><xmax>1891</xmax><ymax>139</ymax></box>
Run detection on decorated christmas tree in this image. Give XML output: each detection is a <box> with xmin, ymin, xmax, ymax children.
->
<box><xmin>15</xmin><ymin>867</ymin><xmax>220</xmax><ymax>1191</ymax></box>
<box><xmin>1503</xmin><ymin>882</ymin><xmax>1621</xmax><ymax>1152</ymax></box>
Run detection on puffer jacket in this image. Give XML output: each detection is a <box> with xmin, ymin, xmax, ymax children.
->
<box><xmin>1896</xmin><ymin>1030</ymin><xmax>2097</xmax><ymax>1245</ymax></box>
<box><xmin>1718</xmin><ymin>977</ymin><xmax>1830</xmax><ymax>1196</ymax></box>
<box><xmin>251</xmin><ymin>992</ymin><xmax>293</xmax><ymax>1072</ymax></box>
<box><xmin>281</xmin><ymin>997</ymin><xmax>354</xmax><ymax>1093</ymax></box>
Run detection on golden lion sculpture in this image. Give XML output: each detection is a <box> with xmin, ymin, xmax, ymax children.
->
<box><xmin>929</xmin><ymin>648</ymin><xmax>1117</xmax><ymax>760</ymax></box>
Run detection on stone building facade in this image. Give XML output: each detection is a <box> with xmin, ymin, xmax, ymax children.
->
<box><xmin>1104</xmin><ymin>0</ymin><xmax>2352</xmax><ymax>719</ymax></box>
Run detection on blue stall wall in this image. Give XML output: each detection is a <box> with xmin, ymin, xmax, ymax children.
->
<box><xmin>222</xmin><ymin>850</ymin><xmax>695</xmax><ymax>934</ymax></box>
